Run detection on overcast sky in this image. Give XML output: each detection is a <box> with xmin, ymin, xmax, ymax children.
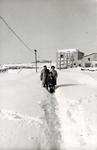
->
<box><xmin>0</xmin><ymin>0</ymin><xmax>97</xmax><ymax>64</ymax></box>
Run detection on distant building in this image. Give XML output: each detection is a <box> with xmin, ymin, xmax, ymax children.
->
<box><xmin>56</xmin><ymin>49</ymin><xmax>84</xmax><ymax>69</ymax></box>
<box><xmin>82</xmin><ymin>53</ymin><xmax>97</xmax><ymax>67</ymax></box>
<box><xmin>91</xmin><ymin>61</ymin><xmax>97</xmax><ymax>67</ymax></box>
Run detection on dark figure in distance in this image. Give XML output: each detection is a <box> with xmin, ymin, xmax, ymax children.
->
<box><xmin>50</xmin><ymin>66</ymin><xmax>58</xmax><ymax>86</ymax></box>
<box><xmin>48</xmin><ymin>71</ymin><xmax>56</xmax><ymax>93</ymax></box>
<box><xmin>40</xmin><ymin>65</ymin><xmax>50</xmax><ymax>89</ymax></box>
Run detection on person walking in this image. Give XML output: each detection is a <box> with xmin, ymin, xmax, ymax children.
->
<box><xmin>48</xmin><ymin>71</ymin><xmax>56</xmax><ymax>93</ymax></box>
<box><xmin>50</xmin><ymin>66</ymin><xmax>58</xmax><ymax>86</ymax></box>
<box><xmin>40</xmin><ymin>65</ymin><xmax>50</xmax><ymax>89</ymax></box>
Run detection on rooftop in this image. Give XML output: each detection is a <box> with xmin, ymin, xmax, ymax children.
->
<box><xmin>57</xmin><ymin>49</ymin><xmax>78</xmax><ymax>53</ymax></box>
<box><xmin>83</xmin><ymin>53</ymin><xmax>97</xmax><ymax>58</ymax></box>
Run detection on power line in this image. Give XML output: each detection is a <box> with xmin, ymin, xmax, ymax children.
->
<box><xmin>0</xmin><ymin>15</ymin><xmax>34</xmax><ymax>54</ymax></box>
<box><xmin>0</xmin><ymin>16</ymin><xmax>40</xmax><ymax>72</ymax></box>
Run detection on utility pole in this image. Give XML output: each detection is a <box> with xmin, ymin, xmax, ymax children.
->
<box><xmin>34</xmin><ymin>49</ymin><xmax>38</xmax><ymax>72</ymax></box>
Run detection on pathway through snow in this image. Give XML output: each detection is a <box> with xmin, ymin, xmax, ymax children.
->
<box><xmin>40</xmin><ymin>90</ymin><xmax>61</xmax><ymax>150</ymax></box>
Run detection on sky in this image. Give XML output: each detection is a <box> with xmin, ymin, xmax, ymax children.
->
<box><xmin>0</xmin><ymin>0</ymin><xmax>97</xmax><ymax>64</ymax></box>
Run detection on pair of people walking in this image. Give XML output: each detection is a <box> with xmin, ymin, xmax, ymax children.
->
<box><xmin>40</xmin><ymin>65</ymin><xmax>58</xmax><ymax>91</ymax></box>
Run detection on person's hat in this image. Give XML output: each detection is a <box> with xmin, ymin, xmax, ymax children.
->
<box><xmin>51</xmin><ymin>65</ymin><xmax>55</xmax><ymax>68</ymax></box>
<box><xmin>43</xmin><ymin>65</ymin><xmax>47</xmax><ymax>67</ymax></box>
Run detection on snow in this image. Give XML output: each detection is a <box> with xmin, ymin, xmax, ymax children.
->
<box><xmin>81</xmin><ymin>67</ymin><xmax>97</xmax><ymax>71</ymax></box>
<box><xmin>0</xmin><ymin>68</ymin><xmax>60</xmax><ymax>149</ymax></box>
<box><xmin>0</xmin><ymin>66</ymin><xmax>97</xmax><ymax>150</ymax></box>
<box><xmin>0</xmin><ymin>69</ymin><xmax>45</xmax><ymax>149</ymax></box>
<box><xmin>55</xmin><ymin>68</ymin><xmax>97</xmax><ymax>150</ymax></box>
<box><xmin>0</xmin><ymin>62</ymin><xmax>52</xmax><ymax>70</ymax></box>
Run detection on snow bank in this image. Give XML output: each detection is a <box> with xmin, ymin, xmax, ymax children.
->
<box><xmin>0</xmin><ymin>109</ymin><xmax>42</xmax><ymax>124</ymax></box>
<box><xmin>55</xmin><ymin>68</ymin><xmax>97</xmax><ymax>150</ymax></box>
<box><xmin>0</xmin><ymin>68</ymin><xmax>61</xmax><ymax>150</ymax></box>
<box><xmin>0</xmin><ymin>69</ymin><xmax>50</xmax><ymax>149</ymax></box>
<box><xmin>76</xmin><ymin>71</ymin><xmax>97</xmax><ymax>88</ymax></box>
<box><xmin>81</xmin><ymin>67</ymin><xmax>97</xmax><ymax>71</ymax></box>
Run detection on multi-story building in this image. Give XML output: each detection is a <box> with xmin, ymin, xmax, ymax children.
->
<box><xmin>56</xmin><ymin>49</ymin><xmax>84</xmax><ymax>69</ymax></box>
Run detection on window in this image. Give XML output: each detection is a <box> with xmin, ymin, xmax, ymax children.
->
<box><xmin>60</xmin><ymin>54</ymin><xmax>64</xmax><ymax>58</ymax></box>
<box><xmin>88</xmin><ymin>58</ymin><xmax>90</xmax><ymax>61</ymax></box>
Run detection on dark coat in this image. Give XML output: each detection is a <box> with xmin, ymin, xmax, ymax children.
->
<box><xmin>40</xmin><ymin>68</ymin><xmax>50</xmax><ymax>85</ymax></box>
<box><xmin>48</xmin><ymin>75</ymin><xmax>56</xmax><ymax>86</ymax></box>
<box><xmin>50</xmin><ymin>70</ymin><xmax>58</xmax><ymax>85</ymax></box>
<box><xmin>51</xmin><ymin>70</ymin><xmax>58</xmax><ymax>79</ymax></box>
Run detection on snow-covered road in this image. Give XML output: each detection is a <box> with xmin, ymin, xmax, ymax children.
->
<box><xmin>0</xmin><ymin>69</ymin><xmax>61</xmax><ymax>150</ymax></box>
<box><xmin>0</xmin><ymin>68</ymin><xmax>97</xmax><ymax>150</ymax></box>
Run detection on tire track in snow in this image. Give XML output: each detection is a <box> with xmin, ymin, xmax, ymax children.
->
<box><xmin>40</xmin><ymin>91</ymin><xmax>61</xmax><ymax>150</ymax></box>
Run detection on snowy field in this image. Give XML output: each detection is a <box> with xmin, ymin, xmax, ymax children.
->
<box><xmin>0</xmin><ymin>66</ymin><xmax>97</xmax><ymax>150</ymax></box>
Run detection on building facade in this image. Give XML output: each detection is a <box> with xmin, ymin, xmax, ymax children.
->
<box><xmin>56</xmin><ymin>49</ymin><xmax>84</xmax><ymax>69</ymax></box>
<box><xmin>82</xmin><ymin>53</ymin><xmax>97</xmax><ymax>67</ymax></box>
